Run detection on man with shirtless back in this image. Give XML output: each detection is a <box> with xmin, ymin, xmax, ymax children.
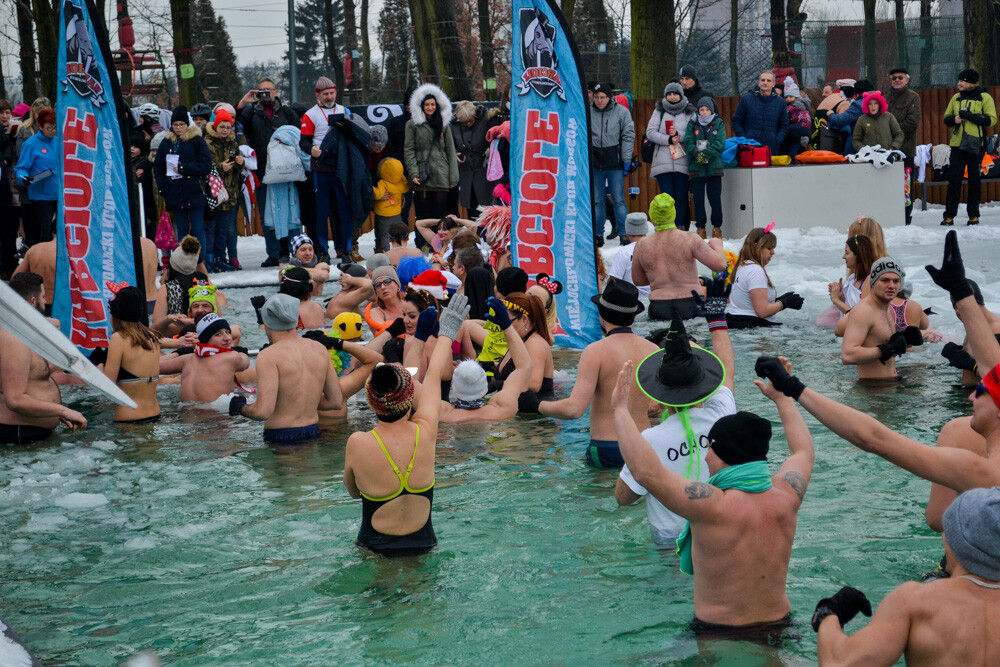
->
<box><xmin>631</xmin><ymin>193</ymin><xmax>727</xmax><ymax>320</ymax></box>
<box><xmin>840</xmin><ymin>257</ymin><xmax>922</xmax><ymax>382</ymax></box>
<box><xmin>158</xmin><ymin>313</ymin><xmax>251</xmax><ymax>402</ymax></box>
<box><xmin>815</xmin><ymin>487</ymin><xmax>1000</xmax><ymax>666</ymax></box>
<box><xmin>0</xmin><ymin>273</ymin><xmax>87</xmax><ymax>444</ymax></box>
<box><xmin>230</xmin><ymin>293</ymin><xmax>344</xmax><ymax>443</ymax></box>
<box><xmin>529</xmin><ymin>278</ymin><xmax>658</xmax><ymax>467</ymax></box>
<box><xmin>139</xmin><ymin>237</ymin><xmax>160</xmax><ymax>313</ymax></box>
<box><xmin>12</xmin><ymin>240</ymin><xmax>56</xmax><ymax>315</ymax></box>
<box><xmin>613</xmin><ymin>354</ymin><xmax>815</xmax><ymax>636</ymax></box>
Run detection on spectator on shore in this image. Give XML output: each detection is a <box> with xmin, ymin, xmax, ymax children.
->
<box><xmin>678</xmin><ymin>64</ymin><xmax>713</xmax><ymax>108</ymax></box>
<box><xmin>780</xmin><ymin>77</ymin><xmax>812</xmax><ymax>162</ymax></box>
<box><xmin>645</xmin><ymin>82</ymin><xmax>694</xmax><ymax>230</ymax></box>
<box><xmin>885</xmin><ymin>67</ymin><xmax>922</xmax><ymax>225</ymax></box>
<box><xmin>816</xmin><ymin>79</ymin><xmax>874</xmax><ymax>154</ymax></box>
<box><xmin>14</xmin><ymin>107</ymin><xmax>58</xmax><ymax>248</ymax></box>
<box><xmin>237</xmin><ymin>77</ymin><xmax>300</xmax><ymax>267</ymax></box>
<box><xmin>452</xmin><ymin>101</ymin><xmax>492</xmax><ymax>218</ymax></box>
<box><xmin>685</xmin><ymin>98</ymin><xmax>726</xmax><ymax>240</ymax></box>
<box><xmin>941</xmin><ymin>68</ymin><xmax>997</xmax><ymax>227</ymax></box>
<box><xmin>852</xmin><ymin>91</ymin><xmax>903</xmax><ymax>154</ymax></box>
<box><xmin>405</xmin><ymin>84</ymin><xmax>459</xmax><ymax>250</ymax></box>
<box><xmin>589</xmin><ymin>82</ymin><xmax>634</xmax><ymax>244</ymax></box>
<box><xmin>731</xmin><ymin>71</ymin><xmax>788</xmax><ymax>155</ymax></box>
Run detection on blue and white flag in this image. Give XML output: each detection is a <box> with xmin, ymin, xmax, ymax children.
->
<box><xmin>54</xmin><ymin>0</ymin><xmax>140</xmax><ymax>349</ymax></box>
<box><xmin>510</xmin><ymin>0</ymin><xmax>600</xmax><ymax>349</ymax></box>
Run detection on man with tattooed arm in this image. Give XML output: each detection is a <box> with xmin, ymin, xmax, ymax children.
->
<box><xmin>612</xmin><ymin>354</ymin><xmax>815</xmax><ymax>641</ymax></box>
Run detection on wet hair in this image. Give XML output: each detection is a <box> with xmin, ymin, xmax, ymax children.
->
<box><xmin>846</xmin><ymin>235</ymin><xmax>877</xmax><ymax>282</ymax></box>
<box><xmin>279</xmin><ymin>266</ymin><xmax>314</xmax><ymax>300</ymax></box>
<box><xmin>388</xmin><ymin>222</ymin><xmax>410</xmax><ymax>244</ymax></box>
<box><xmin>504</xmin><ymin>291</ymin><xmax>553</xmax><ymax>345</ymax></box>
<box><xmin>436</xmin><ymin>216</ymin><xmax>460</xmax><ymax>233</ymax></box>
<box><xmin>847</xmin><ymin>217</ymin><xmax>887</xmax><ymax>257</ymax></box>
<box><xmin>9</xmin><ymin>271</ymin><xmax>43</xmax><ymax>301</ymax></box>
<box><xmin>735</xmin><ymin>227</ymin><xmax>778</xmax><ymax>288</ymax></box>
<box><xmin>112</xmin><ymin>318</ymin><xmax>160</xmax><ymax>351</ymax></box>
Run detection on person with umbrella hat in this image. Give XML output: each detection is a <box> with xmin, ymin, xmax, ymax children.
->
<box><xmin>611</xmin><ymin>293</ymin><xmax>816</xmax><ymax>638</ymax></box>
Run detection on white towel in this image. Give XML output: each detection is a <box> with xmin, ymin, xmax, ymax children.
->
<box><xmin>914</xmin><ymin>143</ymin><xmax>932</xmax><ymax>182</ymax></box>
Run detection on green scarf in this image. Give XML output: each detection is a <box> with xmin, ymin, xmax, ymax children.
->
<box><xmin>675</xmin><ymin>460</ymin><xmax>773</xmax><ymax>575</ymax></box>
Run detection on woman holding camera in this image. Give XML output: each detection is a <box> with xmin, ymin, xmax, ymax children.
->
<box><xmin>451</xmin><ymin>100</ymin><xmax>491</xmax><ymax>218</ymax></box>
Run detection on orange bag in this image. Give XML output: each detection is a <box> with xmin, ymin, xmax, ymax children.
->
<box><xmin>794</xmin><ymin>150</ymin><xmax>848</xmax><ymax>164</ymax></box>
<box><xmin>965</xmin><ymin>154</ymin><xmax>995</xmax><ymax>177</ymax></box>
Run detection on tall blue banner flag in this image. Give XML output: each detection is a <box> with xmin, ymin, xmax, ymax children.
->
<box><xmin>54</xmin><ymin>0</ymin><xmax>139</xmax><ymax>349</ymax></box>
<box><xmin>510</xmin><ymin>0</ymin><xmax>601</xmax><ymax>349</ymax></box>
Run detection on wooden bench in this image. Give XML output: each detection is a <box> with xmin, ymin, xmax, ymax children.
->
<box><xmin>916</xmin><ymin>177</ymin><xmax>1000</xmax><ymax>210</ymax></box>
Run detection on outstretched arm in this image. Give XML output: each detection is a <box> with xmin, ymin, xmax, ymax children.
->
<box><xmin>538</xmin><ymin>345</ymin><xmax>598</xmax><ymax>420</ymax></box>
<box><xmin>613</xmin><ymin>361</ymin><xmax>726</xmax><ymax>523</ymax></box>
<box><xmin>754</xmin><ymin>358</ymin><xmax>813</xmax><ymax>500</ymax></box>
<box><xmin>957</xmin><ymin>296</ymin><xmax>1000</xmax><ymax>372</ymax></box>
<box><xmin>817</xmin><ymin>584</ymin><xmax>913</xmax><ymax>667</ymax></box>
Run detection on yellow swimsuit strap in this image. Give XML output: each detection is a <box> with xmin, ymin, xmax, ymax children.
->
<box><xmin>361</xmin><ymin>425</ymin><xmax>433</xmax><ymax>502</ymax></box>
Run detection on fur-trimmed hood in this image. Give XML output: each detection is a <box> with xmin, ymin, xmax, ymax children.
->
<box><xmin>408</xmin><ymin>83</ymin><xmax>453</xmax><ymax>127</ymax></box>
<box><xmin>862</xmin><ymin>91</ymin><xmax>888</xmax><ymax>115</ymax></box>
<box><xmin>165</xmin><ymin>124</ymin><xmax>203</xmax><ymax>142</ymax></box>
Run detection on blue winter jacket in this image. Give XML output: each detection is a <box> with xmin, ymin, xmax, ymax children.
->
<box><xmin>731</xmin><ymin>89</ymin><xmax>789</xmax><ymax>154</ymax></box>
<box><xmin>825</xmin><ymin>99</ymin><xmax>865</xmax><ymax>155</ymax></box>
<box><xmin>15</xmin><ymin>132</ymin><xmax>58</xmax><ymax>201</ymax></box>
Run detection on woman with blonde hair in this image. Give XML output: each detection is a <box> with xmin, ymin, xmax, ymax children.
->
<box><xmin>14</xmin><ymin>97</ymin><xmax>52</xmax><ymax>156</ymax></box>
<box><xmin>847</xmin><ymin>216</ymin><xmax>887</xmax><ymax>257</ymax></box>
<box><xmin>451</xmin><ymin>100</ymin><xmax>492</xmax><ymax>215</ymax></box>
<box><xmin>727</xmin><ymin>226</ymin><xmax>804</xmax><ymax>328</ymax></box>
<box><xmin>100</xmin><ymin>284</ymin><xmax>161</xmax><ymax>423</ymax></box>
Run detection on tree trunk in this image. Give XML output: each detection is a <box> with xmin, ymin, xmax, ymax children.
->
<box><xmin>33</xmin><ymin>0</ymin><xmax>60</xmax><ymax>99</ymax></box>
<box><xmin>407</xmin><ymin>0</ymin><xmax>434</xmax><ymax>82</ymax></box>
<box><xmin>477</xmin><ymin>0</ymin><xmax>495</xmax><ymax>100</ymax></box>
<box><xmin>361</xmin><ymin>0</ymin><xmax>371</xmax><ymax>102</ymax></box>
<box><xmin>323</xmin><ymin>0</ymin><xmax>347</xmax><ymax>94</ymax></box>
<box><xmin>729</xmin><ymin>0</ymin><xmax>738</xmax><ymax>94</ymax></box>
<box><xmin>562</xmin><ymin>0</ymin><xmax>575</xmax><ymax>24</ymax></box>
<box><xmin>769</xmin><ymin>0</ymin><xmax>787</xmax><ymax>68</ymax></box>
<box><xmin>894</xmin><ymin>0</ymin><xmax>907</xmax><ymax>72</ymax></box>
<box><xmin>17</xmin><ymin>0</ymin><xmax>39</xmax><ymax>102</ymax></box>
<box><xmin>410</xmin><ymin>0</ymin><xmax>470</xmax><ymax>99</ymax></box>
<box><xmin>342</xmin><ymin>0</ymin><xmax>357</xmax><ymax>102</ymax></box>
<box><xmin>918</xmin><ymin>0</ymin><xmax>932</xmax><ymax>86</ymax></box>
<box><xmin>631</xmin><ymin>0</ymin><xmax>674</xmax><ymax>99</ymax></box>
<box><xmin>965</xmin><ymin>0</ymin><xmax>1000</xmax><ymax>84</ymax></box>
<box><xmin>169</xmin><ymin>0</ymin><xmax>198</xmax><ymax>105</ymax></box>
<box><xmin>862</xmin><ymin>0</ymin><xmax>876</xmax><ymax>81</ymax></box>
<box><xmin>786</xmin><ymin>0</ymin><xmax>806</xmax><ymax>82</ymax></box>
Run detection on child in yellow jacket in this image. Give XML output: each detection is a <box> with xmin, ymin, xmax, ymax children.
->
<box><xmin>372</xmin><ymin>158</ymin><xmax>409</xmax><ymax>252</ymax></box>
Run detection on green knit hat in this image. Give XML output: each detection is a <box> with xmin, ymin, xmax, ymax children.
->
<box><xmin>649</xmin><ymin>193</ymin><xmax>677</xmax><ymax>231</ymax></box>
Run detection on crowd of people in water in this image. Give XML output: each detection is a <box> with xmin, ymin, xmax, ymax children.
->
<box><xmin>3</xmin><ymin>171</ymin><xmax>1000</xmax><ymax>662</ymax></box>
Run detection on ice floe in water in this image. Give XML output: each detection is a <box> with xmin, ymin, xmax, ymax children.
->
<box><xmin>53</xmin><ymin>492</ymin><xmax>108</xmax><ymax>509</ymax></box>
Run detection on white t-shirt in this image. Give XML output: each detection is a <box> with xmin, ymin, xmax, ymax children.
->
<box><xmin>728</xmin><ymin>262</ymin><xmax>777</xmax><ymax>321</ymax></box>
<box><xmin>619</xmin><ymin>385</ymin><xmax>736</xmax><ymax>545</ymax></box>
<box><xmin>608</xmin><ymin>242</ymin><xmax>651</xmax><ymax>297</ymax></box>
<box><xmin>843</xmin><ymin>273</ymin><xmax>863</xmax><ymax>310</ymax></box>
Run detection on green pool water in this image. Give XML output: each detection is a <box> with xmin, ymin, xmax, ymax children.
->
<box><xmin>0</xmin><ymin>285</ymin><xmax>964</xmax><ymax>665</ymax></box>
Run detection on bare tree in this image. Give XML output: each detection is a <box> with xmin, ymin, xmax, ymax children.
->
<box><xmin>631</xmin><ymin>0</ymin><xmax>673</xmax><ymax>98</ymax></box>
<box><xmin>16</xmin><ymin>0</ymin><xmax>39</xmax><ymax>101</ymax></box>
<box><xmin>964</xmin><ymin>0</ymin><xmax>1000</xmax><ymax>83</ymax></box>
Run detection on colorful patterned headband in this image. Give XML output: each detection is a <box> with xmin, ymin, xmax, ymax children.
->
<box><xmin>536</xmin><ymin>273</ymin><xmax>563</xmax><ymax>295</ymax></box>
<box><xmin>503</xmin><ymin>299</ymin><xmax>528</xmax><ymax>317</ymax></box>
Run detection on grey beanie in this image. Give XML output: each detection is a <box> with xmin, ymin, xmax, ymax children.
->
<box><xmin>261</xmin><ymin>293</ymin><xmax>300</xmax><ymax>331</ymax></box>
<box><xmin>663</xmin><ymin>82</ymin><xmax>685</xmax><ymax>99</ymax></box>
<box><xmin>150</xmin><ymin>131</ymin><xmax>168</xmax><ymax>152</ymax></box>
<box><xmin>697</xmin><ymin>97</ymin><xmax>717</xmax><ymax>114</ymax></box>
<box><xmin>679</xmin><ymin>64</ymin><xmax>697</xmax><ymax>80</ymax></box>
<box><xmin>869</xmin><ymin>256</ymin><xmax>904</xmax><ymax>286</ymax></box>
<box><xmin>625</xmin><ymin>212</ymin><xmax>649</xmax><ymax>236</ymax></box>
<box><xmin>943</xmin><ymin>487</ymin><xmax>1000</xmax><ymax>581</ymax></box>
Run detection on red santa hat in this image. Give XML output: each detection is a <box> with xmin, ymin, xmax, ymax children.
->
<box><xmin>410</xmin><ymin>269</ymin><xmax>449</xmax><ymax>300</ymax></box>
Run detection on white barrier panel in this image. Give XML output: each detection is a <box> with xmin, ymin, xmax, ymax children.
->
<box><xmin>714</xmin><ymin>162</ymin><xmax>905</xmax><ymax>239</ymax></box>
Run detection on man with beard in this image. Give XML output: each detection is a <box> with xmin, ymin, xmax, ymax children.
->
<box><xmin>0</xmin><ymin>272</ymin><xmax>88</xmax><ymax>444</ymax></box>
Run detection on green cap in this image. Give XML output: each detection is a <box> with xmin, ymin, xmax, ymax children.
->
<box><xmin>649</xmin><ymin>193</ymin><xmax>677</xmax><ymax>230</ymax></box>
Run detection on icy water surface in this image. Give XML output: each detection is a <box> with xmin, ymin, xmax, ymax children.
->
<box><xmin>1</xmin><ymin>218</ymin><xmax>998</xmax><ymax>665</ymax></box>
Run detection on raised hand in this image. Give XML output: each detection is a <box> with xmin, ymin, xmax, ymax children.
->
<box><xmin>611</xmin><ymin>360</ymin><xmax>634</xmax><ymax>410</ymax></box>
<box><xmin>691</xmin><ymin>270</ymin><xmax>730</xmax><ymax>329</ymax></box>
<box><xmin>485</xmin><ymin>296</ymin><xmax>512</xmax><ymax>330</ymax></box>
<box><xmin>414</xmin><ymin>307</ymin><xmax>439</xmax><ymax>342</ymax></box>
<box><xmin>437</xmin><ymin>294</ymin><xmax>470</xmax><ymax>341</ymax></box>
<box><xmin>811</xmin><ymin>586</ymin><xmax>872</xmax><ymax>632</ymax></box>
<box><xmin>926</xmin><ymin>230</ymin><xmax>973</xmax><ymax>302</ymax></box>
<box><xmin>754</xmin><ymin>356</ymin><xmax>805</xmax><ymax>400</ymax></box>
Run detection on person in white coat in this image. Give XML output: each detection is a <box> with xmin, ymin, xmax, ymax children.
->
<box><xmin>645</xmin><ymin>82</ymin><xmax>695</xmax><ymax>230</ymax></box>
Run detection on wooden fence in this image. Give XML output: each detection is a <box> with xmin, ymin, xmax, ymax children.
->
<box><xmin>625</xmin><ymin>87</ymin><xmax>1000</xmax><ymax>213</ymax></box>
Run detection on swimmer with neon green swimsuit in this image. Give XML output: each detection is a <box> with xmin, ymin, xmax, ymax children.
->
<box><xmin>343</xmin><ymin>294</ymin><xmax>470</xmax><ymax>557</ymax></box>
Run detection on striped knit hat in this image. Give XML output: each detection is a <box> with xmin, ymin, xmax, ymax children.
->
<box><xmin>366</xmin><ymin>363</ymin><xmax>414</xmax><ymax>421</ymax></box>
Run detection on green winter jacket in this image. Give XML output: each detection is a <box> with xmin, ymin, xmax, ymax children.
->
<box><xmin>404</xmin><ymin>120</ymin><xmax>459</xmax><ymax>191</ymax></box>
<box><xmin>683</xmin><ymin>116</ymin><xmax>726</xmax><ymax>178</ymax></box>
<box><xmin>943</xmin><ymin>88</ymin><xmax>997</xmax><ymax>149</ymax></box>
<box><xmin>852</xmin><ymin>112</ymin><xmax>903</xmax><ymax>152</ymax></box>
<box><xmin>204</xmin><ymin>123</ymin><xmax>246</xmax><ymax>211</ymax></box>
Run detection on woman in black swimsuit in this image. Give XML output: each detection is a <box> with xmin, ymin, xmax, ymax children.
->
<box><xmin>101</xmin><ymin>285</ymin><xmax>161</xmax><ymax>423</ymax></box>
<box><xmin>494</xmin><ymin>291</ymin><xmax>555</xmax><ymax>403</ymax></box>
<box><xmin>343</xmin><ymin>294</ymin><xmax>469</xmax><ymax>556</ymax></box>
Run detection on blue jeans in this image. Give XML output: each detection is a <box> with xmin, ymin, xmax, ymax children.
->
<box><xmin>592</xmin><ymin>168</ymin><xmax>627</xmax><ymax>236</ymax></box>
<box><xmin>654</xmin><ymin>172</ymin><xmax>690</xmax><ymax>230</ymax></box>
<box><xmin>172</xmin><ymin>207</ymin><xmax>206</xmax><ymax>262</ymax></box>
<box><xmin>213</xmin><ymin>207</ymin><xmax>239</xmax><ymax>261</ymax></box>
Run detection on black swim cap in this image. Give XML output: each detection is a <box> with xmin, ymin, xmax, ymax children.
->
<box><xmin>709</xmin><ymin>412</ymin><xmax>771</xmax><ymax>465</ymax></box>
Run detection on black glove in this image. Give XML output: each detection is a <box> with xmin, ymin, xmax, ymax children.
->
<box><xmin>942</xmin><ymin>342</ymin><xmax>977</xmax><ymax>372</ymax></box>
<box><xmin>926</xmin><ymin>230</ymin><xmax>974</xmax><ymax>303</ymax></box>
<box><xmin>229</xmin><ymin>395</ymin><xmax>248</xmax><ymax>416</ymax></box>
<box><xmin>877</xmin><ymin>332</ymin><xmax>908</xmax><ymax>363</ymax></box>
<box><xmin>385</xmin><ymin>317</ymin><xmax>406</xmax><ymax>338</ymax></box>
<box><xmin>691</xmin><ymin>271</ymin><xmax>731</xmax><ymax>330</ymax></box>
<box><xmin>776</xmin><ymin>292</ymin><xmax>804</xmax><ymax>311</ymax></box>
<box><xmin>646</xmin><ymin>327</ymin><xmax>671</xmax><ymax>348</ymax></box>
<box><xmin>414</xmin><ymin>307</ymin><xmax>439</xmax><ymax>342</ymax></box>
<box><xmin>754</xmin><ymin>356</ymin><xmax>806</xmax><ymax>401</ymax></box>
<box><xmin>959</xmin><ymin>107</ymin><xmax>972</xmax><ymax>120</ymax></box>
<box><xmin>302</xmin><ymin>329</ymin><xmax>341</xmax><ymax>350</ymax></box>
<box><xmin>88</xmin><ymin>347</ymin><xmax>108</xmax><ymax>366</ymax></box>
<box><xmin>251</xmin><ymin>295</ymin><xmax>267</xmax><ymax>325</ymax></box>
<box><xmin>176</xmin><ymin>346</ymin><xmax>195</xmax><ymax>356</ymax></box>
<box><xmin>258</xmin><ymin>342</ymin><xmax>270</xmax><ymax>352</ymax></box>
<box><xmin>811</xmin><ymin>586</ymin><xmax>872</xmax><ymax>632</ymax></box>
<box><xmin>233</xmin><ymin>345</ymin><xmax>249</xmax><ymax>355</ymax></box>
<box><xmin>902</xmin><ymin>325</ymin><xmax>924</xmax><ymax>347</ymax></box>
<box><xmin>518</xmin><ymin>390</ymin><xmax>541</xmax><ymax>414</ymax></box>
<box><xmin>815</xmin><ymin>108</ymin><xmax>828</xmax><ymax>118</ymax></box>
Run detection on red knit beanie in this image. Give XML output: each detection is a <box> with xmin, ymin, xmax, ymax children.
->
<box><xmin>213</xmin><ymin>109</ymin><xmax>234</xmax><ymax>127</ymax></box>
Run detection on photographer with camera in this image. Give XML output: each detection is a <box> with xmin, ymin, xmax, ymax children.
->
<box><xmin>238</xmin><ymin>77</ymin><xmax>300</xmax><ymax>267</ymax></box>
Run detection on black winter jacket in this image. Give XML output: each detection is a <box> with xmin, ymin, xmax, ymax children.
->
<box><xmin>239</xmin><ymin>98</ymin><xmax>299</xmax><ymax>175</ymax></box>
<box><xmin>153</xmin><ymin>125</ymin><xmax>213</xmax><ymax>211</ymax></box>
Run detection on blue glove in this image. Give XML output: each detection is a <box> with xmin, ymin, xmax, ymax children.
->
<box><xmin>485</xmin><ymin>296</ymin><xmax>512</xmax><ymax>330</ymax></box>
<box><xmin>414</xmin><ymin>306</ymin><xmax>439</xmax><ymax>342</ymax></box>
